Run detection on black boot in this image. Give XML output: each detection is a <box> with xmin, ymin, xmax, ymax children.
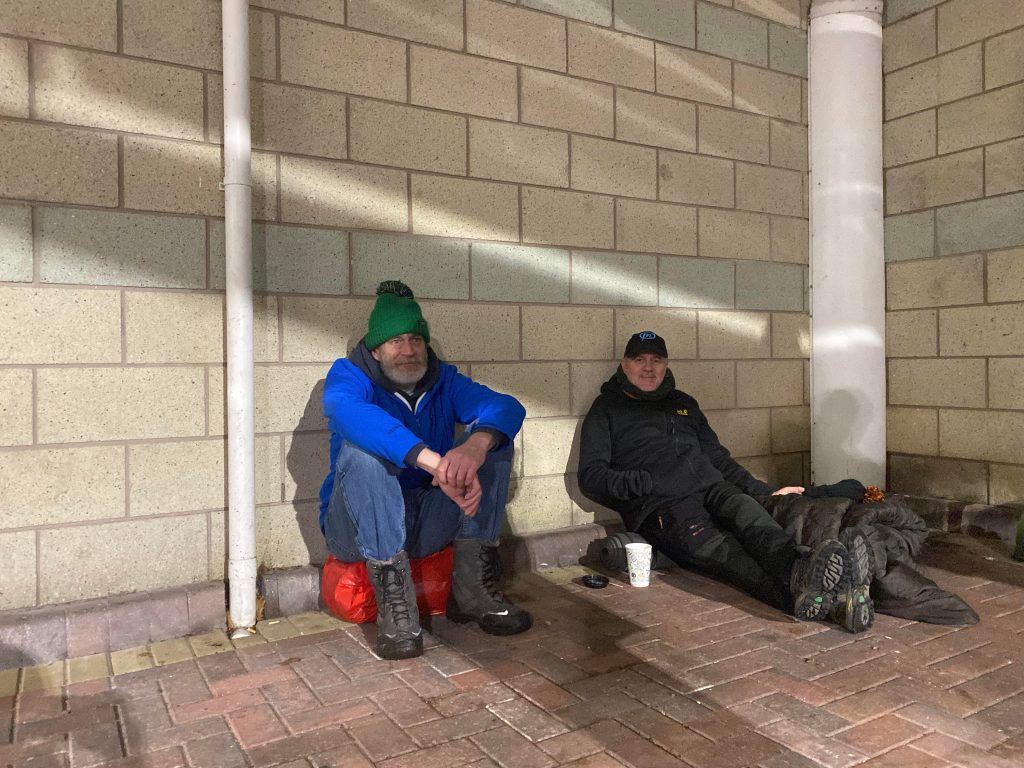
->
<box><xmin>830</xmin><ymin>527</ymin><xmax>876</xmax><ymax>633</ymax></box>
<box><xmin>789</xmin><ymin>539</ymin><xmax>847</xmax><ymax>620</ymax></box>
<box><xmin>366</xmin><ymin>551</ymin><xmax>423</xmax><ymax>659</ymax></box>
<box><xmin>446</xmin><ymin>539</ymin><xmax>532</xmax><ymax>636</ymax></box>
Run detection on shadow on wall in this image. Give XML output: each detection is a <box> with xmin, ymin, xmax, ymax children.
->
<box><xmin>285</xmin><ymin>378</ymin><xmax>330</xmax><ymax>567</ymax></box>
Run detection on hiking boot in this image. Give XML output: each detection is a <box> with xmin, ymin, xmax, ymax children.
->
<box><xmin>790</xmin><ymin>539</ymin><xmax>847</xmax><ymax>620</ymax></box>
<box><xmin>830</xmin><ymin>527</ymin><xmax>876</xmax><ymax>633</ymax></box>
<box><xmin>366</xmin><ymin>551</ymin><xmax>423</xmax><ymax>660</ymax></box>
<box><xmin>446</xmin><ymin>539</ymin><xmax>532</xmax><ymax>636</ymax></box>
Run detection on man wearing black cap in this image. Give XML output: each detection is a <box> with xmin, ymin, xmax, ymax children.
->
<box><xmin>578</xmin><ymin>331</ymin><xmax>875</xmax><ymax>632</ymax></box>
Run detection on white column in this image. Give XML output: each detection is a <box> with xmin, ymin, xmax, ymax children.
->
<box><xmin>808</xmin><ymin>0</ymin><xmax>886</xmax><ymax>486</ymax></box>
<box><xmin>222</xmin><ymin>0</ymin><xmax>257</xmax><ymax>634</ymax></box>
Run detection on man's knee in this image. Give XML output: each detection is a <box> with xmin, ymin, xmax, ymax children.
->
<box><xmin>336</xmin><ymin>441</ymin><xmax>399</xmax><ymax>482</ymax></box>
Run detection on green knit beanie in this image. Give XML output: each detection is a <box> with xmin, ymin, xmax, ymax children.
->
<box><xmin>363</xmin><ymin>280</ymin><xmax>430</xmax><ymax>350</ymax></box>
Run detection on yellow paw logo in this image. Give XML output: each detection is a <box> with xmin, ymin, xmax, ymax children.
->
<box><xmin>676</xmin><ymin>409</ymin><xmax>688</xmax><ymax>416</ymax></box>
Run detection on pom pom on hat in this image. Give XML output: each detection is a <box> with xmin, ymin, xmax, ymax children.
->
<box><xmin>364</xmin><ymin>280</ymin><xmax>430</xmax><ymax>349</ymax></box>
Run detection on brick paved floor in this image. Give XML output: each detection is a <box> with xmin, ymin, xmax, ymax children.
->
<box><xmin>3</xmin><ymin>532</ymin><xmax>1024</xmax><ymax>768</ymax></box>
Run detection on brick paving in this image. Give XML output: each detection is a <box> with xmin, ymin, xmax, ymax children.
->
<box><xmin>3</xmin><ymin>533</ymin><xmax>1024</xmax><ymax>768</ymax></box>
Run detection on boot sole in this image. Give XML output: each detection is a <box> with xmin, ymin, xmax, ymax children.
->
<box><xmin>377</xmin><ymin>634</ymin><xmax>424</xmax><ymax>660</ymax></box>
<box><xmin>446</xmin><ymin>607</ymin><xmax>533</xmax><ymax>636</ymax></box>
<box><xmin>793</xmin><ymin>541</ymin><xmax>846</xmax><ymax>621</ymax></box>
<box><xmin>839</xmin><ymin>529</ymin><xmax>876</xmax><ymax>633</ymax></box>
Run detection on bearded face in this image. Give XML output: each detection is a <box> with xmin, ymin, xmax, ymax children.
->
<box><xmin>371</xmin><ymin>333</ymin><xmax>428</xmax><ymax>387</ymax></box>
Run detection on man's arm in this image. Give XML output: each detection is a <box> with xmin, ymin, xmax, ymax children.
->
<box><xmin>578</xmin><ymin>400</ymin><xmax>653</xmax><ymax>503</ymax></box>
<box><xmin>695</xmin><ymin>410</ymin><xmax>776</xmax><ymax>496</ymax></box>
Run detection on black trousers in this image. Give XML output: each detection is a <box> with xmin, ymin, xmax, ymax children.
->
<box><xmin>636</xmin><ymin>483</ymin><xmax>798</xmax><ymax>612</ymax></box>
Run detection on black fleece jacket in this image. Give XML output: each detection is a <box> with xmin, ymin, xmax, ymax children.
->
<box><xmin>578</xmin><ymin>373</ymin><xmax>776</xmax><ymax>530</ymax></box>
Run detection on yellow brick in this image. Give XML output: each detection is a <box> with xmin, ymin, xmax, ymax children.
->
<box><xmin>658</xmin><ymin>151</ymin><xmax>734</xmax><ymax>207</ymax></box>
<box><xmin>699</xmin><ymin>311</ymin><xmax>770</xmax><ymax>358</ymax></box>
<box><xmin>616</xmin><ymin>89</ymin><xmax>696</xmax><ymax>152</ymax></box>
<box><xmin>706</xmin><ymin>409</ymin><xmax>770</xmax><ymax>457</ymax></box>
<box><xmin>985</xmin><ymin>137</ymin><xmax>1024</xmax><ymax>197</ymax></box>
<box><xmin>938</xmin><ymin>83</ymin><xmax>1024</xmax><ymax>155</ymax></box>
<box><xmin>734</xmin><ymin>64</ymin><xmax>801</xmax><ymax>122</ymax></box>
<box><xmin>411</xmin><ymin>46</ymin><xmax>518</xmax><ymax>121</ymax></box>
<box><xmin>887</xmin><ymin>406</ymin><xmax>938</xmax><ymax>456</ymax></box>
<box><xmin>990</xmin><ymin>359</ymin><xmax>1024</xmax><ymax>410</ymax></box>
<box><xmin>770</xmin><ymin>216</ymin><xmax>808</xmax><ymax>264</ymax></box>
<box><xmin>736</xmin><ymin>163</ymin><xmax>803</xmax><ymax>217</ymax></box>
<box><xmin>255</xmin><ymin>505</ymin><xmax>319</xmax><ymax>569</ymax></box>
<box><xmin>351</xmin><ymin>99</ymin><xmax>465</xmax><ymax>175</ymax></box>
<box><xmin>252</xmin><ymin>0</ymin><xmax>345</xmax><ymax>23</ymax></box>
<box><xmin>2</xmin><ymin>0</ymin><xmax>116</xmax><ymax>50</ymax></box>
<box><xmin>110</xmin><ymin>648</ymin><xmax>155</xmax><ymax>675</ymax></box>
<box><xmin>889</xmin><ymin>455</ymin><xmax>987</xmax><ymax>503</ymax></box>
<box><xmin>188</xmin><ymin>630</ymin><xmax>233</xmax><ymax>657</ymax></box>
<box><xmin>284</xmin><ymin>431</ymin><xmax>330</xmax><ymax>503</ymax></box>
<box><xmin>0</xmin><ymin>38</ymin><xmax>29</xmax><ymax>118</ymax></box>
<box><xmin>572</xmin><ymin>251</ymin><xmax>657</xmax><ymax>305</ymax></box>
<box><xmin>885</xmin><ymin>150</ymin><xmax>983</xmax><ymax>215</ymax></box>
<box><xmin>0</xmin><ymin>370</ymin><xmax>35</xmax><ymax>446</ymax></box>
<box><xmin>280</xmin><ymin>156</ymin><xmax>408</xmax><ymax>230</ymax></box>
<box><xmin>699</xmin><ymin>209</ymin><xmax>770</xmax><ymax>261</ymax></box>
<box><xmin>615</xmin><ymin>308</ymin><xmax>696</xmax><ymax>359</ymax></box>
<box><xmin>256</xmin><ymin>618</ymin><xmax>302</xmax><ymax>642</ymax></box>
<box><xmin>21</xmin><ymin>662</ymin><xmax>64</xmax><ymax>692</ymax></box>
<box><xmin>671</xmin><ymin>361</ymin><xmax>735</xmax><ymax>409</ymax></box>
<box><xmin>150</xmin><ymin>638</ymin><xmax>194</xmax><ymax>666</ymax></box>
<box><xmin>698</xmin><ymin>105</ymin><xmax>770</xmax><ymax>164</ymax></box>
<box><xmin>471</xmin><ymin>363</ymin><xmax>571</xmax><ymax>418</ymax></box>
<box><xmin>883</xmin><ymin>111</ymin><xmax>937</xmax><ymax>168</ymax></box>
<box><xmin>521</xmin><ymin>187</ymin><xmax>614</xmax><ymax>249</ymax></box>
<box><xmin>939</xmin><ymin>409</ymin><xmax>1024</xmax><ymax>465</ymax></box>
<box><xmin>940</xmin><ymin>304</ymin><xmax>1024</xmax><ymax>356</ymax></box>
<box><xmin>520</xmin><ymin>68</ymin><xmax>614</xmax><ymax>137</ymax></box>
<box><xmin>0</xmin><ymin>668</ymin><xmax>18</xmax><ymax>697</ymax></box>
<box><xmin>886</xmin><ymin>254</ymin><xmax>984</xmax><ymax>310</ymax></box>
<box><xmin>771</xmin><ymin>405</ymin><xmax>809</xmax><ymax>453</ymax></box>
<box><xmin>0</xmin><ymin>286</ymin><xmax>120</xmax><ymax>365</ymax></box>
<box><xmin>523</xmin><ymin>306</ymin><xmax>613</xmax><ymax>360</ymax></box>
<box><xmin>889</xmin><ymin>358</ymin><xmax>986</xmax><ymax>408</ymax></box>
<box><xmin>0</xmin><ymin>531</ymin><xmax>36</xmax><ymax>610</ymax></box>
<box><xmin>735</xmin><ymin>0</ymin><xmax>800</xmax><ymax>26</ymax></box>
<box><xmin>886</xmin><ymin>309</ymin><xmax>937</xmax><ymax>357</ymax></box>
<box><xmin>616</xmin><ymin>199</ymin><xmax>696</xmax><ymax>256</ymax></box>
<box><xmin>506</xmin><ymin>476</ymin><xmax>572</xmax><ymax>535</ymax></box>
<box><xmin>469</xmin><ymin>120</ymin><xmax>569</xmax><ymax>187</ymax></box>
<box><xmin>467</xmin><ymin>0</ymin><xmax>566</xmax><ymax>71</ymax></box>
<box><xmin>570</xmin><ymin>362</ymin><xmax>617</xmax><ymax>415</ymax></box>
<box><xmin>656</xmin><ymin>43</ymin><xmax>731</xmax><ymax>106</ymax></box>
<box><xmin>988</xmin><ymin>247</ymin><xmax>1024</xmax><ymax>303</ymax></box>
<box><xmin>937</xmin><ymin>0</ymin><xmax>1024</xmax><ymax>52</ymax></box>
<box><xmin>522</xmin><ymin>417</ymin><xmax>581</xmax><ymax>477</ymax></box>
<box><xmin>770</xmin><ymin>120</ymin><xmax>807</xmax><ymax>171</ymax></box>
<box><xmin>985</xmin><ymin>26</ymin><xmax>1024</xmax><ymax>91</ymax></box>
<box><xmin>771</xmin><ymin>313</ymin><xmax>809</xmax><ymax>358</ymax></box>
<box><xmin>883</xmin><ymin>9</ymin><xmax>936</xmax><ymax>73</ymax></box>
<box><xmin>348</xmin><ymin>0</ymin><xmax>463</xmax><ymax>49</ymax></box>
<box><xmin>736</xmin><ymin>360</ymin><xmax>803</xmax><ymax>407</ymax></box>
<box><xmin>992</xmin><ymin>465</ymin><xmax>1024</xmax><ymax>506</ymax></box>
<box><xmin>289</xmin><ymin>611</ymin><xmax>345</xmax><ymax>635</ymax></box>
<box><xmin>208</xmin><ymin>365</ymin><xmax>328</xmax><ymax>436</ymax></box>
<box><xmin>281</xmin><ymin>297</ymin><xmax>374</xmax><ymax>363</ymax></box>
<box><xmin>571</xmin><ymin>136</ymin><xmax>656</xmax><ymax>198</ymax></box>
<box><xmin>412</xmin><ymin>176</ymin><xmax>519</xmax><ymax>241</ymax></box>
<box><xmin>568</xmin><ymin>21</ymin><xmax>654</xmax><ymax>90</ymax></box>
<box><xmin>885</xmin><ymin>45</ymin><xmax>982</xmax><ymax>120</ymax></box>
<box><xmin>420</xmin><ymin>301</ymin><xmax>520</xmax><ymax>361</ymax></box>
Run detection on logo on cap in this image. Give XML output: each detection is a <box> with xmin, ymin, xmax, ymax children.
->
<box><xmin>639</xmin><ymin>331</ymin><xmax>656</xmax><ymax>340</ymax></box>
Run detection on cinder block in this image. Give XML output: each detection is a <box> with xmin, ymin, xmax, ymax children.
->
<box><xmin>988</xmin><ymin>247</ymin><xmax>1024</xmax><ymax>303</ymax></box>
<box><xmin>523</xmin><ymin>306</ymin><xmax>614</xmax><ymax>360</ymax></box>
<box><xmin>885</xmin><ymin>149</ymin><xmax>983</xmax><ymax>215</ymax></box>
<box><xmin>0</xmin><ymin>120</ymin><xmax>117</xmax><ymax>206</ymax></box>
<box><xmin>0</xmin><ymin>203</ymin><xmax>31</xmax><ymax>282</ymax></box>
<box><xmin>471</xmin><ymin>243</ymin><xmax>571</xmax><ymax>303</ymax></box>
<box><xmin>0</xmin><ymin>38</ymin><xmax>29</xmax><ymax>118</ymax></box>
<box><xmin>39</xmin><ymin>515</ymin><xmax>208</xmax><ymax>604</ymax></box>
<box><xmin>669</xmin><ymin>361</ymin><xmax>735</xmax><ymax>409</ymax></box>
<box><xmin>615</xmin><ymin>307</ymin><xmax>696</xmax><ymax>358</ymax></box>
<box><xmin>770</xmin><ymin>120</ymin><xmax>807</xmax><ymax>171</ymax></box>
<box><xmin>616</xmin><ymin>199</ymin><xmax>696</xmax><ymax>256</ymax></box>
<box><xmin>412</xmin><ymin>175</ymin><xmax>519</xmax><ymax>241</ymax></box>
<box><xmin>284</xmin><ymin>431</ymin><xmax>331</xmax><ymax>502</ymax></box>
<box><xmin>706</xmin><ymin>409</ymin><xmax>770</xmax><ymax>458</ymax></box>
<box><xmin>616</xmin><ymin>89</ymin><xmax>696</xmax><ymax>152</ymax></box>
<box><xmin>986</xmin><ymin>137</ymin><xmax>1024</xmax><ymax>197</ymax></box>
<box><xmin>734</xmin><ymin>65</ymin><xmax>801</xmax><ymax>123</ymax></box>
<box><xmin>699</xmin><ymin>209</ymin><xmax>770</xmax><ymax>261</ymax></box>
<box><xmin>936</xmin><ymin>0</ymin><xmax>1024</xmax><ymax>52</ymax></box>
<box><xmin>280</xmin><ymin>156</ymin><xmax>408</xmax><ymax>230</ymax></box>
<box><xmin>221</xmin><ymin>365</ymin><xmax>327</xmax><ymax>435</ymax></box>
<box><xmin>521</xmin><ymin>187</ymin><xmax>614</xmax><ymax>248</ymax></box>
<box><xmin>939</xmin><ymin>409</ymin><xmax>1024</xmax><ymax>465</ymax></box>
<box><xmin>129</xmin><ymin>437</ymin><xmax>281</xmax><ymax>515</ymax></box>
<box><xmin>209</xmin><ymin>77</ymin><xmax>347</xmax><ymax>160</ymax></box>
<box><xmin>883</xmin><ymin>9</ymin><xmax>936</xmax><ymax>73</ymax></box>
<box><xmin>520</xmin><ymin>68</ymin><xmax>614</xmax><ymax>137</ymax></box>
<box><xmin>37</xmin><ymin>367</ymin><xmax>205</xmax><ymax>443</ymax></box>
<box><xmin>656</xmin><ymin>44</ymin><xmax>731</xmax><ymax>106</ymax></box>
<box><xmin>770</xmin><ymin>216</ymin><xmax>808</xmax><ymax>264</ymax></box>
<box><xmin>506</xmin><ymin>476</ymin><xmax>572</xmax><ymax>536</ymax></box>
<box><xmin>886</xmin><ymin>0</ymin><xmax>944</xmax><ymax>23</ymax></box>
<box><xmin>883</xmin><ymin>111</ymin><xmax>936</xmax><ymax>168</ymax></box>
<box><xmin>736</xmin><ymin>360</ymin><xmax>803</xmax><ymax>407</ymax></box>
<box><xmin>736</xmin><ymin>163</ymin><xmax>803</xmax><ymax>217</ymax></box>
<box><xmin>885</xmin><ymin>210</ymin><xmax>934</xmax><ymax>263</ymax></box>
<box><xmin>769</xmin><ymin>23</ymin><xmax>806</xmax><ymax>77</ymax></box>
<box><xmin>570</xmin><ymin>362</ymin><xmax>617</xmax><ymax>415</ymax></box>
<box><xmin>888</xmin><ymin>358</ymin><xmax>986</xmax><ymax>408</ymax></box>
<box><xmin>736</xmin><ymin>261</ymin><xmax>804</xmax><ymax>311</ymax></box>
<box><xmin>735</xmin><ymin>0</ymin><xmax>801</xmax><ymax>26</ymax></box>
<box><xmin>571</xmin><ymin>136</ymin><xmax>657</xmax><ymax>199</ymax></box>
<box><xmin>990</xmin><ymin>359</ymin><xmax>1024</xmax><ymax>410</ymax></box>
<box><xmin>771</xmin><ymin>405</ymin><xmax>809</xmax><ymax>453</ymax></box>
<box><xmin>2</xmin><ymin>0</ymin><xmax>116</xmax><ymax>50</ymax></box>
<box><xmin>940</xmin><ymin>304</ymin><xmax>1024</xmax><ymax>356</ymax></box>
<box><xmin>280</xmin><ymin>296</ymin><xmax>374</xmax><ymax>362</ymax></box>
<box><xmin>0</xmin><ymin>446</ymin><xmax>125</xmax><ymax>529</ymax></box>
<box><xmin>34</xmin><ymin>45</ymin><xmax>203</xmax><ymax>140</ymax></box>
<box><xmin>470</xmin><ymin>120</ymin><xmax>569</xmax><ymax>187</ymax></box>
<box><xmin>886</xmin><ymin>254</ymin><xmax>984</xmax><ymax>310</ymax></box>
<box><xmin>772</xmin><ymin>312</ymin><xmax>808</xmax><ymax>358</ymax></box>
<box><xmin>697</xmin><ymin>3</ymin><xmax>768</xmax><ymax>67</ymax></box>
<box><xmin>0</xmin><ymin>286</ymin><xmax>120</xmax><ymax>364</ymax></box>
<box><xmin>985</xmin><ymin>26</ymin><xmax>1024</xmax><ymax>91</ymax></box>
<box><xmin>0</xmin><ymin>532</ymin><xmax>36</xmax><ymax>610</ymax></box>
<box><xmin>252</xmin><ymin>0</ymin><xmax>345</xmax><ymax>23</ymax></box>
<box><xmin>522</xmin><ymin>417</ymin><xmax>581</xmax><ymax>476</ymax></box>
<box><xmin>889</xmin><ymin>454</ymin><xmax>988</xmax><ymax>503</ymax></box>
<box><xmin>471</xmin><ymin>362</ymin><xmax>571</xmax><ymax>418</ymax></box>
<box><xmin>937</xmin><ymin>191</ymin><xmax>1024</xmax><ymax>256</ymax></box>
<box><xmin>568</xmin><ymin>21</ymin><xmax>654</xmax><ymax>90</ymax></box>
<box><xmin>615</xmin><ymin>0</ymin><xmax>695</xmax><ymax>48</ymax></box>
<box><xmin>280</xmin><ymin>17</ymin><xmax>405</xmax><ymax>100</ymax></box>
<box><xmin>124</xmin><ymin>1</ymin><xmax>275</xmax><ymax>78</ymax></box>
<box><xmin>991</xmin><ymin>465</ymin><xmax>1024</xmax><ymax>506</ymax></box>
<box><xmin>699</xmin><ymin>311</ymin><xmax>770</xmax><ymax>359</ymax></box>
<box><xmin>420</xmin><ymin>301</ymin><xmax>520</xmax><ymax>362</ymax></box>
<box><xmin>938</xmin><ymin>83</ymin><xmax>1024</xmax><ymax>154</ymax></box>
<box><xmin>885</xmin><ymin>45</ymin><xmax>982</xmax><ymax>119</ymax></box>
<box><xmin>0</xmin><ymin>610</ymin><xmax>67</xmax><ymax>668</ymax></box>
<box><xmin>886</xmin><ymin>309</ymin><xmax>937</xmax><ymax>357</ymax></box>
<box><xmin>0</xmin><ymin>370</ymin><xmax>32</xmax><ymax>447</ymax></box>
<box><xmin>353</xmin><ymin>233</ymin><xmax>468</xmax><ymax>300</ymax></box>
<box><xmin>411</xmin><ymin>45</ymin><xmax>517</xmax><ymax>121</ymax></box>
<box><xmin>658</xmin><ymin>151</ymin><xmax>734</xmax><ymax>207</ymax></box>
<box><xmin>887</xmin><ymin>406</ymin><xmax>938</xmax><ymax>456</ymax></box>
<box><xmin>209</xmin><ymin>221</ymin><xmax>349</xmax><ymax>295</ymax></box>
<box><xmin>256</xmin><ymin>502</ymin><xmax>326</xmax><ymax>569</ymax></box>
<box><xmin>522</xmin><ymin>0</ymin><xmax>612</xmax><ymax>26</ymax></box>
<box><xmin>348</xmin><ymin>0</ymin><xmax>463</xmax><ymax>49</ymax></box>
<box><xmin>352</xmin><ymin>98</ymin><xmax>467</xmax><ymax>175</ymax></box>
<box><xmin>698</xmin><ymin>105</ymin><xmax>770</xmax><ymax>164</ymax></box>
<box><xmin>468</xmin><ymin>0</ymin><xmax>566</xmax><ymax>70</ymax></box>
<box><xmin>659</xmin><ymin>256</ymin><xmax>733</xmax><ymax>309</ymax></box>
<box><xmin>571</xmin><ymin>250</ymin><xmax>657</xmax><ymax>305</ymax></box>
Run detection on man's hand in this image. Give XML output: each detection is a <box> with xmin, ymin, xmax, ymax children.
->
<box><xmin>773</xmin><ymin>486</ymin><xmax>805</xmax><ymax>495</ymax></box>
<box><xmin>437</xmin><ymin>474</ymin><xmax>483</xmax><ymax>517</ymax></box>
<box><xmin>435</xmin><ymin>432</ymin><xmax>495</xmax><ymax>488</ymax></box>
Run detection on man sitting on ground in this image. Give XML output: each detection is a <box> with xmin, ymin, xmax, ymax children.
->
<box><xmin>578</xmin><ymin>331</ymin><xmax>875</xmax><ymax>632</ymax></box>
<box><xmin>319</xmin><ymin>280</ymin><xmax>531</xmax><ymax>659</ymax></box>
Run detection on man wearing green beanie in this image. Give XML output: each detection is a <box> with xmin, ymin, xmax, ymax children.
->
<box><xmin>319</xmin><ymin>280</ymin><xmax>531</xmax><ymax>660</ymax></box>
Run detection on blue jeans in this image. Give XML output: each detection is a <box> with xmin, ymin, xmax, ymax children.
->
<box><xmin>323</xmin><ymin>440</ymin><xmax>513</xmax><ymax>562</ymax></box>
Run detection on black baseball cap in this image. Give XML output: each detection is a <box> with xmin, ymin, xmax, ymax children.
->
<box><xmin>623</xmin><ymin>331</ymin><xmax>668</xmax><ymax>358</ymax></box>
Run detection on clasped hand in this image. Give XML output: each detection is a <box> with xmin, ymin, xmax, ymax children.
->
<box><xmin>432</xmin><ymin>437</ymin><xmax>490</xmax><ymax>517</ymax></box>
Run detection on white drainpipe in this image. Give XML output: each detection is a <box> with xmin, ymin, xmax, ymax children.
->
<box><xmin>808</xmin><ymin>0</ymin><xmax>886</xmax><ymax>487</ymax></box>
<box><xmin>222</xmin><ymin>0</ymin><xmax>257</xmax><ymax>635</ymax></box>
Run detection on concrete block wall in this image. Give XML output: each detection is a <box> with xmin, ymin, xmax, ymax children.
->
<box><xmin>0</xmin><ymin>0</ymin><xmax>810</xmax><ymax>612</ymax></box>
<box><xmin>884</xmin><ymin>0</ymin><xmax>1024</xmax><ymax>504</ymax></box>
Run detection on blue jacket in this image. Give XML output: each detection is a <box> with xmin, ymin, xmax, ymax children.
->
<box><xmin>318</xmin><ymin>344</ymin><xmax>526</xmax><ymax>530</ymax></box>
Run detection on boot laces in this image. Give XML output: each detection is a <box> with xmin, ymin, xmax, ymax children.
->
<box><xmin>479</xmin><ymin>548</ymin><xmax>506</xmax><ymax>605</ymax></box>
<box><xmin>381</xmin><ymin>564</ymin><xmax>413</xmax><ymax>626</ymax></box>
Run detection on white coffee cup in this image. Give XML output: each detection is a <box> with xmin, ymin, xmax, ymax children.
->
<box><xmin>625</xmin><ymin>542</ymin><xmax>653</xmax><ymax>587</ymax></box>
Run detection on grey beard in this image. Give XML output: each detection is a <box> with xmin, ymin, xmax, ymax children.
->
<box><xmin>381</xmin><ymin>359</ymin><xmax>427</xmax><ymax>387</ymax></box>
